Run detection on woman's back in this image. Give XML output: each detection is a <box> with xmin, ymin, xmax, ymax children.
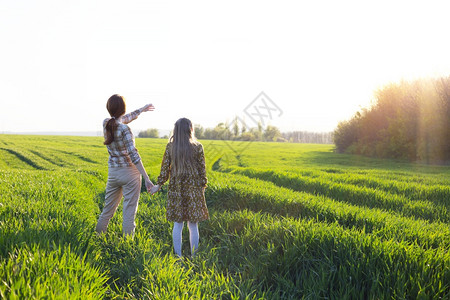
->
<box><xmin>103</xmin><ymin>119</ymin><xmax>139</xmax><ymax>167</ymax></box>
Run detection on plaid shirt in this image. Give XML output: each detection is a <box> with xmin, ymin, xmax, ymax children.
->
<box><xmin>103</xmin><ymin>109</ymin><xmax>142</xmax><ymax>168</ymax></box>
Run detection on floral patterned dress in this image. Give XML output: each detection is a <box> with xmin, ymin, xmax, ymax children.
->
<box><xmin>156</xmin><ymin>142</ymin><xmax>209</xmax><ymax>222</ymax></box>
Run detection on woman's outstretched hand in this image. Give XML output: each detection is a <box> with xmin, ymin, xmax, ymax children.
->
<box><xmin>150</xmin><ymin>184</ymin><xmax>160</xmax><ymax>195</ymax></box>
<box><xmin>140</xmin><ymin>104</ymin><xmax>155</xmax><ymax>113</ymax></box>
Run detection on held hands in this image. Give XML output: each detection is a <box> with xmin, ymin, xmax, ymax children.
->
<box><xmin>144</xmin><ymin>179</ymin><xmax>160</xmax><ymax>195</ymax></box>
<box><xmin>150</xmin><ymin>184</ymin><xmax>160</xmax><ymax>195</ymax></box>
<box><xmin>144</xmin><ymin>179</ymin><xmax>154</xmax><ymax>193</ymax></box>
<box><xmin>140</xmin><ymin>104</ymin><xmax>155</xmax><ymax>113</ymax></box>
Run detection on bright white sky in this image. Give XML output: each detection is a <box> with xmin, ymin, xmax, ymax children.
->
<box><xmin>1</xmin><ymin>0</ymin><xmax>449</xmax><ymax>134</ymax></box>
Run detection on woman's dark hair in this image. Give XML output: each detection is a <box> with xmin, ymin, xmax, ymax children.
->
<box><xmin>104</xmin><ymin>94</ymin><xmax>126</xmax><ymax>145</ymax></box>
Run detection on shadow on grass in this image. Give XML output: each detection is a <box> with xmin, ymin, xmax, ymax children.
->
<box><xmin>0</xmin><ymin>148</ymin><xmax>46</xmax><ymax>170</ymax></box>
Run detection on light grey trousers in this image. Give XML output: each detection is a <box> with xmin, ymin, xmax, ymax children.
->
<box><xmin>95</xmin><ymin>166</ymin><xmax>141</xmax><ymax>236</ymax></box>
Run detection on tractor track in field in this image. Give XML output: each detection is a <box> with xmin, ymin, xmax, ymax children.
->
<box><xmin>58</xmin><ymin>150</ymin><xmax>98</xmax><ymax>164</ymax></box>
<box><xmin>0</xmin><ymin>148</ymin><xmax>46</xmax><ymax>170</ymax></box>
<box><xmin>29</xmin><ymin>150</ymin><xmax>70</xmax><ymax>168</ymax></box>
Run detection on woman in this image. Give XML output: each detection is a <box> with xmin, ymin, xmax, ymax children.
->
<box><xmin>151</xmin><ymin>118</ymin><xmax>208</xmax><ymax>257</ymax></box>
<box><xmin>96</xmin><ymin>94</ymin><xmax>155</xmax><ymax>236</ymax></box>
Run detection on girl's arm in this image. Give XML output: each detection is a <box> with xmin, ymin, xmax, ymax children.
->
<box><xmin>156</xmin><ymin>143</ymin><xmax>171</xmax><ymax>186</ymax></box>
<box><xmin>197</xmin><ymin>144</ymin><xmax>208</xmax><ymax>187</ymax></box>
<box><xmin>121</xmin><ymin>104</ymin><xmax>155</xmax><ymax>124</ymax></box>
<box><xmin>151</xmin><ymin>144</ymin><xmax>171</xmax><ymax>194</ymax></box>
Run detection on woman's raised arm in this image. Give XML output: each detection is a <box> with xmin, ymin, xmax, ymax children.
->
<box><xmin>121</xmin><ymin>104</ymin><xmax>155</xmax><ymax>124</ymax></box>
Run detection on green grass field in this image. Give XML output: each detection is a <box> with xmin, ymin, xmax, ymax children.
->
<box><xmin>0</xmin><ymin>135</ymin><xmax>449</xmax><ymax>299</ymax></box>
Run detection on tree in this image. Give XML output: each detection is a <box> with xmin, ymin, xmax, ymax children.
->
<box><xmin>333</xmin><ymin>118</ymin><xmax>359</xmax><ymax>153</ymax></box>
<box><xmin>241</xmin><ymin>118</ymin><xmax>247</xmax><ymax>135</ymax></box>
<box><xmin>138</xmin><ymin>128</ymin><xmax>159</xmax><ymax>138</ymax></box>
<box><xmin>203</xmin><ymin>128</ymin><xmax>214</xmax><ymax>140</ymax></box>
<box><xmin>214</xmin><ymin>123</ymin><xmax>232</xmax><ymax>140</ymax></box>
<box><xmin>194</xmin><ymin>124</ymin><xmax>204</xmax><ymax>139</ymax></box>
<box><xmin>333</xmin><ymin>76</ymin><xmax>450</xmax><ymax>163</ymax></box>
<box><xmin>256</xmin><ymin>122</ymin><xmax>263</xmax><ymax>141</ymax></box>
<box><xmin>241</xmin><ymin>130</ymin><xmax>257</xmax><ymax>141</ymax></box>
<box><xmin>264</xmin><ymin>125</ymin><xmax>281</xmax><ymax>142</ymax></box>
<box><xmin>232</xmin><ymin>117</ymin><xmax>240</xmax><ymax>139</ymax></box>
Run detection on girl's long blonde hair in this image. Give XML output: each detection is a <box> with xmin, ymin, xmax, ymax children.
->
<box><xmin>170</xmin><ymin>118</ymin><xmax>198</xmax><ymax>176</ymax></box>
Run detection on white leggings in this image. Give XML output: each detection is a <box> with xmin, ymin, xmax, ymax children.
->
<box><xmin>172</xmin><ymin>221</ymin><xmax>199</xmax><ymax>257</ymax></box>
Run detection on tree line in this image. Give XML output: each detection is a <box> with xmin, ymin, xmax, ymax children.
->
<box><xmin>194</xmin><ymin>121</ymin><xmax>284</xmax><ymax>142</ymax></box>
<box><xmin>333</xmin><ymin>76</ymin><xmax>450</xmax><ymax>163</ymax></box>
<box><xmin>283</xmin><ymin>131</ymin><xmax>333</xmax><ymax>144</ymax></box>
<box><xmin>139</xmin><ymin>118</ymin><xmax>332</xmax><ymax>144</ymax></box>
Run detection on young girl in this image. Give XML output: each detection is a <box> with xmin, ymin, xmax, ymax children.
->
<box><xmin>96</xmin><ymin>94</ymin><xmax>155</xmax><ymax>237</ymax></box>
<box><xmin>151</xmin><ymin>118</ymin><xmax>208</xmax><ymax>257</ymax></box>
